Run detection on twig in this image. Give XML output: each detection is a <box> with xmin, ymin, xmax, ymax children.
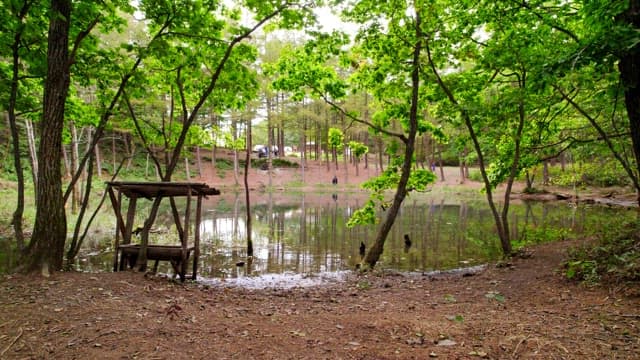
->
<box><xmin>512</xmin><ymin>335</ymin><xmax>531</xmax><ymax>357</ymax></box>
<box><xmin>1</xmin><ymin>327</ymin><xmax>23</xmax><ymax>357</ymax></box>
<box><xmin>618</xmin><ymin>314</ymin><xmax>640</xmax><ymax>318</ymax></box>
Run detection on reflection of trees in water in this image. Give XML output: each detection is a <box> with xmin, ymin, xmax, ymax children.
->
<box><xmin>76</xmin><ymin>195</ymin><xmax>632</xmax><ymax>277</ymax></box>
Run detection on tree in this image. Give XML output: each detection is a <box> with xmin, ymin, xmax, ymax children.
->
<box><xmin>12</xmin><ymin>0</ymin><xmax>320</xmax><ymax>274</ymax></box>
<box><xmin>273</xmin><ymin>3</ymin><xmax>442</xmax><ymax>267</ymax></box>
<box><xmin>25</xmin><ymin>0</ymin><xmax>72</xmax><ymax>273</ymax></box>
<box><xmin>547</xmin><ymin>0</ymin><xmax>640</xmax><ymax>201</ymax></box>
<box><xmin>328</xmin><ymin>127</ymin><xmax>344</xmax><ymax>172</ymax></box>
<box><xmin>348</xmin><ymin>140</ymin><xmax>368</xmax><ymax>176</ymax></box>
<box><xmin>120</xmin><ymin>0</ymin><xmax>320</xmax><ymax>269</ymax></box>
<box><xmin>617</xmin><ymin>1</ymin><xmax>640</xmax><ymax>198</ymax></box>
<box><xmin>1</xmin><ymin>0</ymin><xmax>46</xmax><ymax>251</ymax></box>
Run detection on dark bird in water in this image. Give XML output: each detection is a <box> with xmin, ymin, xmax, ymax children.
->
<box><xmin>359</xmin><ymin>241</ymin><xmax>366</xmax><ymax>257</ymax></box>
<box><xmin>404</xmin><ymin>234</ymin><xmax>412</xmax><ymax>249</ymax></box>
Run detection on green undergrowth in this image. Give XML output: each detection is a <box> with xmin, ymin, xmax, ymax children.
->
<box><xmin>548</xmin><ymin>162</ymin><xmax>630</xmax><ymax>188</ymax></box>
<box><xmin>467</xmin><ymin>161</ymin><xmax>630</xmax><ymax>188</ymax></box>
<box><xmin>564</xmin><ymin>220</ymin><xmax>640</xmax><ymax>286</ymax></box>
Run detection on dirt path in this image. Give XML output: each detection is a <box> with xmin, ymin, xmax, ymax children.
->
<box><xmin>197</xmin><ymin>157</ymin><xmax>483</xmax><ymax>191</ymax></box>
<box><xmin>1</xmin><ymin>240</ymin><xmax>638</xmax><ymax>359</ymax></box>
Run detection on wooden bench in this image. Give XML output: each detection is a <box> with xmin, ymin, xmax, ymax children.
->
<box><xmin>117</xmin><ymin>244</ymin><xmax>194</xmax><ymax>280</ymax></box>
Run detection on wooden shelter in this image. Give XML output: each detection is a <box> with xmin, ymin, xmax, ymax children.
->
<box><xmin>106</xmin><ymin>181</ymin><xmax>220</xmax><ymax>281</ymax></box>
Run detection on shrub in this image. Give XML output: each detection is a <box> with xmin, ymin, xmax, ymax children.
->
<box><xmin>549</xmin><ymin>161</ymin><xmax>630</xmax><ymax>187</ymax></box>
<box><xmin>563</xmin><ymin>221</ymin><xmax>640</xmax><ymax>286</ymax></box>
<box><xmin>252</xmin><ymin>158</ymin><xmax>299</xmax><ymax>169</ymax></box>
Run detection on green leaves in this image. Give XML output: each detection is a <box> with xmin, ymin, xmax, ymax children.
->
<box><xmin>484</xmin><ymin>291</ymin><xmax>505</xmax><ymax>303</ymax></box>
<box><xmin>347</xmin><ymin>160</ymin><xmax>436</xmax><ymax>227</ymax></box>
<box><xmin>348</xmin><ymin>140</ymin><xmax>368</xmax><ymax>158</ymax></box>
<box><xmin>328</xmin><ymin>127</ymin><xmax>344</xmax><ymax>149</ymax></box>
<box><xmin>270</xmin><ymin>36</ymin><xmax>349</xmax><ymax>101</ymax></box>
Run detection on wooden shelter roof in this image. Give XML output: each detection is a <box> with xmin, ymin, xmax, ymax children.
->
<box><xmin>106</xmin><ymin>181</ymin><xmax>220</xmax><ymax>199</ymax></box>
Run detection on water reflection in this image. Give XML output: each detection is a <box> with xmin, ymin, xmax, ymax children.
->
<box><xmin>68</xmin><ymin>193</ymin><xmax>634</xmax><ymax>280</ymax></box>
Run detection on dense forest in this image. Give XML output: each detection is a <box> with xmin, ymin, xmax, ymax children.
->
<box><xmin>1</xmin><ymin>0</ymin><xmax>639</xmax><ymax>275</ymax></box>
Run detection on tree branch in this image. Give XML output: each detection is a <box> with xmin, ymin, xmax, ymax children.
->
<box><xmin>554</xmin><ymin>84</ymin><xmax>640</xmax><ymax>192</ymax></box>
<box><xmin>68</xmin><ymin>15</ymin><xmax>101</xmax><ymax>66</ymax></box>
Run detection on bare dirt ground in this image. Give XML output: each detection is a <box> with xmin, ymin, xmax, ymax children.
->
<box><xmin>1</xmin><ymin>159</ymin><xmax>639</xmax><ymax>359</ymax></box>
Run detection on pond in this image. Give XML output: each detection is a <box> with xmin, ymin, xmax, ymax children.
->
<box><xmin>70</xmin><ymin>191</ymin><xmax>634</xmax><ymax>286</ymax></box>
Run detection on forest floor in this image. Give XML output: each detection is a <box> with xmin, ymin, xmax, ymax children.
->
<box><xmin>1</xmin><ymin>159</ymin><xmax>639</xmax><ymax>359</ymax></box>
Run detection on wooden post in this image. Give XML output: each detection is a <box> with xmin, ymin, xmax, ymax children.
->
<box><xmin>123</xmin><ymin>196</ymin><xmax>137</xmax><ymax>245</ymax></box>
<box><xmin>170</xmin><ymin>197</ymin><xmax>184</xmax><ymax>243</ymax></box>
<box><xmin>193</xmin><ymin>194</ymin><xmax>202</xmax><ymax>280</ymax></box>
<box><xmin>107</xmin><ymin>185</ymin><xmax>125</xmax><ymax>272</ymax></box>
<box><xmin>107</xmin><ymin>185</ymin><xmax>122</xmax><ymax>271</ymax></box>
<box><xmin>181</xmin><ymin>187</ymin><xmax>191</xmax><ymax>281</ymax></box>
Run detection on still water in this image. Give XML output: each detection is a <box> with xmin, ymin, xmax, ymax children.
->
<box><xmin>74</xmin><ymin>191</ymin><xmax>634</xmax><ymax>284</ymax></box>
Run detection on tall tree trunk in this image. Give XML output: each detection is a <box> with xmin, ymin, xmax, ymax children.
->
<box><xmin>25</xmin><ymin>0</ymin><xmax>71</xmax><ymax>274</ymax></box>
<box><xmin>364</xmin><ymin>13</ymin><xmax>422</xmax><ymax>267</ymax></box>
<box><xmin>145</xmin><ymin>152</ymin><xmax>150</xmax><ymax>179</ymax></box>
<box><xmin>8</xmin><ymin>111</ymin><xmax>25</xmax><ymax>249</ymax></box>
<box><xmin>24</xmin><ymin>119</ymin><xmax>38</xmax><ymax>188</ymax></box>
<box><xmin>196</xmin><ymin>145</ymin><xmax>202</xmax><ymax>177</ymax></box>
<box><xmin>377</xmin><ymin>136</ymin><xmax>384</xmax><ymax>173</ymax></box>
<box><xmin>438</xmin><ymin>145</ymin><xmax>445</xmax><ymax>182</ymax></box>
<box><xmin>112</xmin><ymin>132</ymin><xmax>116</xmax><ymax>174</ymax></box>
<box><xmin>300</xmin><ymin>103</ymin><xmax>307</xmax><ymax>183</ymax></box>
<box><xmin>427</xmin><ymin>35</ymin><xmax>512</xmax><ymax>256</ymax></box>
<box><xmin>65</xmin><ymin>149</ymin><xmax>95</xmax><ymax>269</ymax></box>
<box><xmin>343</xmin><ymin>144</ymin><xmax>348</xmax><ymax>183</ymax></box>
<box><xmin>125</xmin><ymin>133</ymin><xmax>135</xmax><ymax>170</ymax></box>
<box><xmin>267</xmin><ymin>97</ymin><xmax>274</xmax><ymax>187</ymax></box>
<box><xmin>62</xmin><ymin>142</ymin><xmax>71</xmax><ymax>178</ymax></box>
<box><xmin>70</xmin><ymin>123</ymin><xmax>80</xmax><ymax>214</ymax></box>
<box><xmin>618</xmin><ymin>0</ymin><xmax>640</xmax><ymax>203</ymax></box>
<box><xmin>93</xmin><ymin>128</ymin><xmax>102</xmax><ymax>178</ymax></box>
<box><xmin>244</xmin><ymin>117</ymin><xmax>253</xmax><ymax>257</ymax></box>
<box><xmin>7</xmin><ymin>0</ymin><xmax>32</xmax><ymax>252</ymax></box>
<box><xmin>232</xmin><ymin>119</ymin><xmax>239</xmax><ymax>185</ymax></box>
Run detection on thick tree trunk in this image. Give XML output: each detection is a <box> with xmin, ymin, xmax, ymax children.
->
<box><xmin>26</xmin><ymin>0</ymin><xmax>71</xmax><ymax>274</ymax></box>
<box><xmin>619</xmin><ymin>0</ymin><xmax>640</xmax><ymax>203</ymax></box>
